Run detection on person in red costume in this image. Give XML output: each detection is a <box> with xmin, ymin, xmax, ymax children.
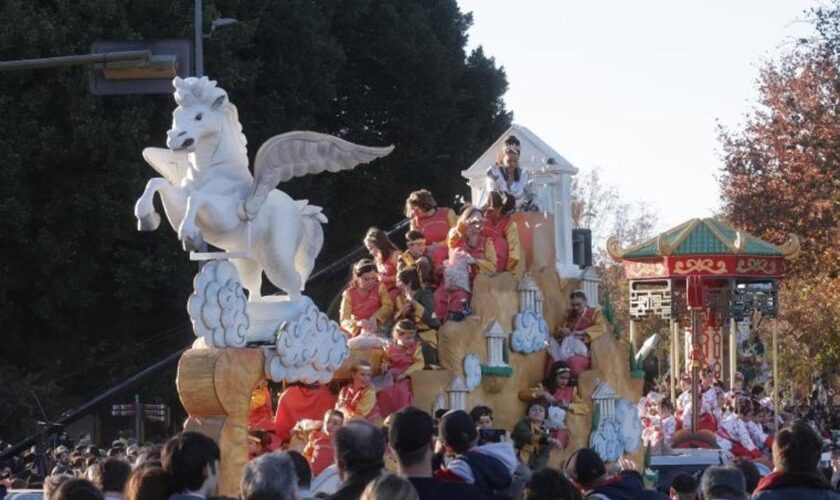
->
<box><xmin>547</xmin><ymin>291</ymin><xmax>608</xmax><ymax>378</ymax></box>
<box><xmin>364</xmin><ymin>227</ymin><xmax>402</xmax><ymax>303</ymax></box>
<box><xmin>376</xmin><ymin>320</ymin><xmax>425</xmax><ymax>418</ymax></box>
<box><xmin>446</xmin><ymin>205</ymin><xmax>497</xmax><ymax>278</ymax></box>
<box><xmin>336</xmin><ymin>362</ymin><xmax>382</xmax><ymax>424</ymax></box>
<box><xmin>481</xmin><ymin>191</ymin><xmax>521</xmax><ymax>273</ymax></box>
<box><xmin>249</xmin><ymin>380</ymin><xmax>275</xmax><ymax>431</ymax></box>
<box><xmin>273</xmin><ymin>382</ymin><xmax>337</xmax><ymax>445</ymax></box>
<box><xmin>339</xmin><ymin>259</ymin><xmax>394</xmax><ymax>337</ymax></box>
<box><xmin>405</xmin><ymin>189</ymin><xmax>457</xmax><ymax>270</ymax></box>
<box><xmin>303</xmin><ymin>409</ymin><xmax>344</xmax><ymax>478</ymax></box>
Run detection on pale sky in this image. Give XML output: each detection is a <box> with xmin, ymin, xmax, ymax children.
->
<box><xmin>457</xmin><ymin>0</ymin><xmax>819</xmax><ymax>232</ymax></box>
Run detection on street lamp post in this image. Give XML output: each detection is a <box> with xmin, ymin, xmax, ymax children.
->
<box><xmin>194</xmin><ymin>0</ymin><xmax>238</xmax><ymax>78</ymax></box>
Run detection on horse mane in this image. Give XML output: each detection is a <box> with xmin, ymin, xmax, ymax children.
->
<box><xmin>173</xmin><ymin>77</ymin><xmax>248</xmax><ymax>160</ymax></box>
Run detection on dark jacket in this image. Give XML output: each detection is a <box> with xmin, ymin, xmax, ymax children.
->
<box><xmin>752</xmin><ymin>471</ymin><xmax>840</xmax><ymax>500</ymax></box>
<box><xmin>587</xmin><ymin>471</ymin><xmax>668</xmax><ymax>500</ymax></box>
<box><xmin>326</xmin><ymin>468</ymin><xmax>381</xmax><ymax>500</ymax></box>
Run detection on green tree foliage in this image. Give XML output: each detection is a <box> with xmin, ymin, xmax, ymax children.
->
<box><xmin>718</xmin><ymin>3</ymin><xmax>840</xmax><ymax>386</ymax></box>
<box><xmin>0</xmin><ymin>0</ymin><xmax>510</xmax><ymax>441</ymax></box>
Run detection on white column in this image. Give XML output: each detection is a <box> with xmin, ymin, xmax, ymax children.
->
<box><xmin>581</xmin><ymin>267</ymin><xmax>600</xmax><ymax>307</ymax></box>
<box><xmin>531</xmin><ymin>166</ymin><xmax>579</xmax><ymax>278</ymax></box>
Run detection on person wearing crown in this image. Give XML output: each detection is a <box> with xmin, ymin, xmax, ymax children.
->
<box><xmin>546</xmin><ymin>290</ymin><xmax>608</xmax><ymax>378</ymax></box>
<box><xmin>481</xmin><ymin>135</ymin><xmax>537</xmax><ymax>212</ymax></box>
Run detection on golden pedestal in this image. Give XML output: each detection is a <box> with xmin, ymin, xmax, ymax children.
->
<box><xmin>176</xmin><ymin>348</ymin><xmax>265</xmax><ymax>498</ymax></box>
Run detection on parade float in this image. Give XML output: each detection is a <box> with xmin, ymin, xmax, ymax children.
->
<box><xmin>136</xmin><ymin>76</ymin><xmax>643</xmax><ymax>495</ymax></box>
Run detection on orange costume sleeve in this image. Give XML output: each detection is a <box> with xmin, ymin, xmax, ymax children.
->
<box><xmin>339</xmin><ymin>288</ymin><xmax>357</xmax><ymax>335</ymax></box>
<box><xmin>375</xmin><ymin>284</ymin><xmax>394</xmax><ymax>326</ymax></box>
<box><xmin>585</xmin><ymin>308</ymin><xmax>608</xmax><ymax>341</ymax></box>
<box><xmin>476</xmin><ymin>238</ymin><xmax>497</xmax><ymax>275</ymax></box>
<box><xmin>404</xmin><ymin>344</ymin><xmax>425</xmax><ymax>377</ymax></box>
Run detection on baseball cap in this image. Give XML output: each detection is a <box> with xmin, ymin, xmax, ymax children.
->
<box><xmin>389</xmin><ymin>407</ymin><xmax>434</xmax><ymax>453</ymax></box>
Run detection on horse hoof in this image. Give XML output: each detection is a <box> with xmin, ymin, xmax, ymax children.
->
<box><xmin>137</xmin><ymin>211</ymin><xmax>161</xmax><ymax>231</ymax></box>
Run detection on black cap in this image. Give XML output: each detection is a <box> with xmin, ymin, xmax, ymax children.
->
<box><xmin>439</xmin><ymin>410</ymin><xmax>478</xmax><ymax>453</ymax></box>
<box><xmin>389</xmin><ymin>407</ymin><xmax>434</xmax><ymax>453</ymax></box>
<box><xmin>564</xmin><ymin>448</ymin><xmax>606</xmax><ymax>487</ymax></box>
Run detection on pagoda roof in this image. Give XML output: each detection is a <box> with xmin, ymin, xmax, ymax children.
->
<box><xmin>607</xmin><ymin>218</ymin><xmax>800</xmax><ymax>261</ymax></box>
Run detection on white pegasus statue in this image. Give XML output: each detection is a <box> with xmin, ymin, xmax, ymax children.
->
<box><xmin>134</xmin><ymin>77</ymin><xmax>393</xmax><ymax>300</ymax></box>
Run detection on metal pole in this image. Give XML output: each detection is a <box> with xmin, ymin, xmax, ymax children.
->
<box><xmin>670</xmin><ymin>320</ymin><xmax>677</xmax><ymax>405</ymax></box>
<box><xmin>195</xmin><ymin>0</ymin><xmax>204</xmax><ymax>77</ymax></box>
<box><xmin>134</xmin><ymin>394</ymin><xmax>143</xmax><ymax>444</ymax></box>
<box><xmin>729</xmin><ymin>318</ymin><xmax>737</xmax><ymax>391</ymax></box>
<box><xmin>772</xmin><ymin>319</ymin><xmax>779</xmax><ymax>434</ymax></box>
<box><xmin>690</xmin><ymin>309</ymin><xmax>699</xmax><ymax>433</ymax></box>
<box><xmin>675</xmin><ymin>320</ymin><xmax>682</xmax><ymax>378</ymax></box>
<box><xmin>0</xmin><ymin>50</ymin><xmax>151</xmax><ymax>72</ymax></box>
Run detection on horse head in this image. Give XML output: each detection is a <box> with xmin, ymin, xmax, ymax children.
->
<box><xmin>167</xmin><ymin>77</ymin><xmax>247</xmax><ymax>169</ymax></box>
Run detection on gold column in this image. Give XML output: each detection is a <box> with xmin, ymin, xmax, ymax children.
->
<box><xmin>629</xmin><ymin>320</ymin><xmax>637</xmax><ymax>353</ymax></box>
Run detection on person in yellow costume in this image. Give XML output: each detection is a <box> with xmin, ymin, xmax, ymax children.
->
<box><xmin>481</xmin><ymin>191</ymin><xmax>522</xmax><ymax>273</ymax></box>
<box><xmin>546</xmin><ymin>290</ymin><xmax>608</xmax><ymax>378</ymax></box>
<box><xmin>446</xmin><ymin>205</ymin><xmax>497</xmax><ymax>277</ymax></box>
<box><xmin>339</xmin><ymin>259</ymin><xmax>394</xmax><ymax>337</ymax></box>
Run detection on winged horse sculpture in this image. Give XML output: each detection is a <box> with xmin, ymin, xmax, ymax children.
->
<box><xmin>134</xmin><ymin>77</ymin><xmax>393</xmax><ymax>300</ymax></box>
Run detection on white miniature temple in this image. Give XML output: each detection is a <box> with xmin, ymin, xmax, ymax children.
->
<box><xmin>462</xmin><ymin>124</ymin><xmax>581</xmax><ymax>278</ymax></box>
<box><xmin>484</xmin><ymin>321</ymin><xmax>509</xmax><ymax>367</ymax></box>
<box><xmin>591</xmin><ymin>380</ymin><xmax>618</xmax><ymax>419</ymax></box>
<box><xmin>447</xmin><ymin>377</ymin><xmax>470</xmax><ymax>411</ymax></box>
<box><xmin>517</xmin><ymin>272</ymin><xmax>543</xmax><ymax>314</ymax></box>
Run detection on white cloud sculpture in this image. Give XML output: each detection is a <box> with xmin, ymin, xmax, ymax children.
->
<box><xmin>464</xmin><ymin>353</ymin><xmax>482</xmax><ymax>391</ymax></box>
<box><xmin>266</xmin><ymin>304</ymin><xmax>349</xmax><ymax>384</ymax></box>
<box><xmin>510</xmin><ymin>310</ymin><xmax>548</xmax><ymax>354</ymax></box>
<box><xmin>186</xmin><ymin>260</ymin><xmax>249</xmax><ymax>348</ymax></box>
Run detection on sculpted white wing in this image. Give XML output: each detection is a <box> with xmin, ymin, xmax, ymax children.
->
<box><xmin>243</xmin><ymin>131</ymin><xmax>394</xmax><ymax>219</ymax></box>
<box><xmin>142</xmin><ymin>147</ymin><xmax>189</xmax><ymax>185</ymax></box>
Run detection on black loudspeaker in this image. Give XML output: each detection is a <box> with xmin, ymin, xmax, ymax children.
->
<box><xmin>572</xmin><ymin>228</ymin><xmax>592</xmax><ymax>268</ymax></box>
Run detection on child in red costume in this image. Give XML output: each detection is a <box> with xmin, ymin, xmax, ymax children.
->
<box><xmin>303</xmin><ymin>409</ymin><xmax>344</xmax><ymax>477</ymax></box>
<box><xmin>336</xmin><ymin>362</ymin><xmax>381</xmax><ymax>424</ymax></box>
<box><xmin>376</xmin><ymin>320</ymin><xmax>425</xmax><ymax>418</ymax></box>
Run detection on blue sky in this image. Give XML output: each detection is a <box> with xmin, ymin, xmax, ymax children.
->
<box><xmin>457</xmin><ymin>0</ymin><xmax>819</xmax><ymax>232</ymax></box>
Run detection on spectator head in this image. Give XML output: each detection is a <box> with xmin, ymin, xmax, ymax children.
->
<box><xmin>564</xmin><ymin>447</ymin><xmax>606</xmax><ymax>490</ymax></box>
<box><xmin>773</xmin><ymin>420</ymin><xmax>823</xmax><ymax>473</ymax></box>
<box><xmin>389</xmin><ymin>406</ymin><xmax>435</xmax><ymax>469</ymax></box>
<box><xmin>53</xmin><ymin>478</ymin><xmax>104</xmax><ymax>500</ymax></box>
<box><xmin>469</xmin><ymin>405</ymin><xmax>494</xmax><ymax>430</ymax></box>
<box><xmin>728</xmin><ymin>457</ymin><xmax>760</xmax><ymax>493</ymax></box>
<box><xmin>438</xmin><ymin>410</ymin><xmax>478</xmax><ymax>455</ymax></box>
<box><xmin>669</xmin><ymin>472</ymin><xmax>697</xmax><ymax>500</ymax></box>
<box><xmin>161</xmin><ymin>432</ymin><xmax>220</xmax><ymax>496</ymax></box>
<box><xmin>524</xmin><ymin>468</ymin><xmax>582</xmax><ymax>500</ymax></box>
<box><xmin>699</xmin><ymin>466</ymin><xmax>746</xmax><ymax>500</ymax></box>
<box><xmin>43</xmin><ymin>473</ymin><xmax>73</xmax><ymax>500</ymax></box>
<box><xmin>285</xmin><ymin>450</ymin><xmax>312</xmax><ymax>491</ymax></box>
<box><xmin>240</xmin><ymin>451</ymin><xmax>298</xmax><ymax>500</ymax></box>
<box><xmin>125</xmin><ymin>464</ymin><xmax>170</xmax><ymax>500</ymax></box>
<box><xmin>91</xmin><ymin>457</ymin><xmax>131</xmax><ymax>494</ymax></box>
<box><xmin>333</xmin><ymin>419</ymin><xmax>385</xmax><ymax>480</ymax></box>
<box><xmin>360</xmin><ymin>472</ymin><xmax>419</xmax><ymax>500</ymax></box>
<box><xmin>483</xmin><ymin>190</ymin><xmax>516</xmax><ymax>216</ymax></box>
